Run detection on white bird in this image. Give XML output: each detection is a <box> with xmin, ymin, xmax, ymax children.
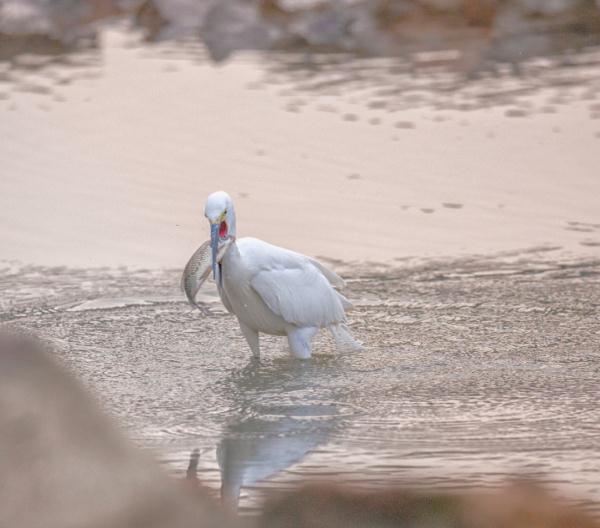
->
<box><xmin>184</xmin><ymin>191</ymin><xmax>359</xmax><ymax>359</ymax></box>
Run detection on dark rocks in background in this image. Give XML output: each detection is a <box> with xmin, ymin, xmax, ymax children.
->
<box><xmin>134</xmin><ymin>0</ymin><xmax>167</xmax><ymax>41</ymax></box>
<box><xmin>0</xmin><ymin>0</ymin><xmax>122</xmax><ymax>62</ymax></box>
<box><xmin>0</xmin><ymin>0</ymin><xmax>124</xmax><ymax>38</ymax></box>
<box><xmin>2</xmin><ymin>0</ymin><xmax>600</xmax><ymax>65</ymax></box>
<box><xmin>202</xmin><ymin>0</ymin><xmax>284</xmax><ymax>62</ymax></box>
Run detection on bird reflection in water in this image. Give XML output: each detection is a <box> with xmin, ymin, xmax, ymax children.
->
<box><xmin>215</xmin><ymin>356</ymin><xmax>342</xmax><ymax>509</ymax></box>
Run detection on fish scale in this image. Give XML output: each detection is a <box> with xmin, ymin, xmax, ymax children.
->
<box><xmin>181</xmin><ymin>240</ymin><xmax>212</xmax><ymax>310</ymax></box>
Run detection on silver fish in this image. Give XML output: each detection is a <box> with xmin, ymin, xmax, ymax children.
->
<box><xmin>181</xmin><ymin>240</ymin><xmax>212</xmax><ymax>311</ymax></box>
<box><xmin>181</xmin><ymin>239</ymin><xmax>231</xmax><ymax>311</ymax></box>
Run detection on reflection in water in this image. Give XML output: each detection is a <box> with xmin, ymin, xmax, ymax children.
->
<box><xmin>217</xmin><ymin>406</ymin><xmax>336</xmax><ymax>508</ymax></box>
<box><xmin>216</xmin><ymin>359</ymin><xmax>340</xmax><ymax>509</ymax></box>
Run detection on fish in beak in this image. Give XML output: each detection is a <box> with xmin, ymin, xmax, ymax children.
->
<box><xmin>210</xmin><ymin>222</ymin><xmax>221</xmax><ymax>285</ymax></box>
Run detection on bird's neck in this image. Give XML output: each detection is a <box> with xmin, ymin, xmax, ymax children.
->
<box><xmin>225</xmin><ymin>236</ymin><xmax>239</xmax><ymax>253</ymax></box>
<box><xmin>221</xmin><ymin>237</ymin><xmax>237</xmax><ymax>258</ymax></box>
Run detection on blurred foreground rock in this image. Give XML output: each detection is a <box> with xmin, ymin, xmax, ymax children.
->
<box><xmin>0</xmin><ymin>331</ymin><xmax>235</xmax><ymax>528</ymax></box>
<box><xmin>261</xmin><ymin>483</ymin><xmax>600</xmax><ymax>528</ymax></box>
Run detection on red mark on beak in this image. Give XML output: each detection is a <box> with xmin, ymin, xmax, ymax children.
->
<box><xmin>219</xmin><ymin>221</ymin><xmax>227</xmax><ymax>238</ymax></box>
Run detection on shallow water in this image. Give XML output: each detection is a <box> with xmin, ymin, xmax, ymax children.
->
<box><xmin>2</xmin><ymin>253</ymin><xmax>600</xmax><ymax>513</ymax></box>
<box><xmin>2</xmin><ymin>1</ymin><xmax>600</xmax><ymax>517</ymax></box>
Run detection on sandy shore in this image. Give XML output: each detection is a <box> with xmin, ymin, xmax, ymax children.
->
<box><xmin>1</xmin><ymin>27</ymin><xmax>599</xmax><ymax>268</ymax></box>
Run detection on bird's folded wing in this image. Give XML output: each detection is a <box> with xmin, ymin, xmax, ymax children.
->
<box><xmin>308</xmin><ymin>258</ymin><xmax>353</xmax><ymax>310</ymax></box>
<box><xmin>307</xmin><ymin>257</ymin><xmax>346</xmax><ymax>289</ymax></box>
<box><xmin>250</xmin><ymin>265</ymin><xmax>346</xmax><ymax>327</ymax></box>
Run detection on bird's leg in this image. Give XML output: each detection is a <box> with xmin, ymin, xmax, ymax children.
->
<box><xmin>238</xmin><ymin>320</ymin><xmax>260</xmax><ymax>358</ymax></box>
<box><xmin>287</xmin><ymin>326</ymin><xmax>318</xmax><ymax>359</ymax></box>
<box><xmin>186</xmin><ymin>448</ymin><xmax>199</xmax><ymax>481</ymax></box>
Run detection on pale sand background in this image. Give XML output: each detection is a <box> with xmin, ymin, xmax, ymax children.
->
<box><xmin>1</xmin><ymin>28</ymin><xmax>599</xmax><ymax>268</ymax></box>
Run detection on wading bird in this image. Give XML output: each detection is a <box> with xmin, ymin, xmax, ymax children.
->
<box><xmin>183</xmin><ymin>191</ymin><xmax>358</xmax><ymax>359</ymax></box>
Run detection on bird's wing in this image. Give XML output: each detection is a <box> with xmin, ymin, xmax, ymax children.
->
<box><xmin>307</xmin><ymin>257</ymin><xmax>353</xmax><ymax>310</ymax></box>
<box><xmin>250</xmin><ymin>263</ymin><xmax>346</xmax><ymax>328</ymax></box>
<box><xmin>307</xmin><ymin>258</ymin><xmax>346</xmax><ymax>289</ymax></box>
<box><xmin>218</xmin><ymin>280</ymin><xmax>235</xmax><ymax>315</ymax></box>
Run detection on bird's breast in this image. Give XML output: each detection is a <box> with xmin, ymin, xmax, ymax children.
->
<box><xmin>219</xmin><ymin>247</ymin><xmax>288</xmax><ymax>336</ymax></box>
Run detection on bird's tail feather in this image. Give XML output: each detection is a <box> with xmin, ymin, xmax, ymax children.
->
<box><xmin>336</xmin><ymin>291</ymin><xmax>353</xmax><ymax>311</ymax></box>
<box><xmin>329</xmin><ymin>323</ymin><xmax>362</xmax><ymax>351</ymax></box>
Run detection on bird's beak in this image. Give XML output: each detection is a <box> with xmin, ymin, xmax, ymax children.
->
<box><xmin>210</xmin><ymin>222</ymin><xmax>220</xmax><ymax>284</ymax></box>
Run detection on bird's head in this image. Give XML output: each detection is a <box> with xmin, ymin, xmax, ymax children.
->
<box><xmin>204</xmin><ymin>191</ymin><xmax>236</xmax><ymax>283</ymax></box>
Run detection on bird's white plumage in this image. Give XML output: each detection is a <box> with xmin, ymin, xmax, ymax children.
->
<box><xmin>193</xmin><ymin>191</ymin><xmax>359</xmax><ymax>358</ymax></box>
<box><xmin>251</xmin><ymin>260</ymin><xmax>345</xmax><ymax>327</ymax></box>
<box><xmin>220</xmin><ymin>237</ymin><xmax>348</xmax><ymax>330</ymax></box>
